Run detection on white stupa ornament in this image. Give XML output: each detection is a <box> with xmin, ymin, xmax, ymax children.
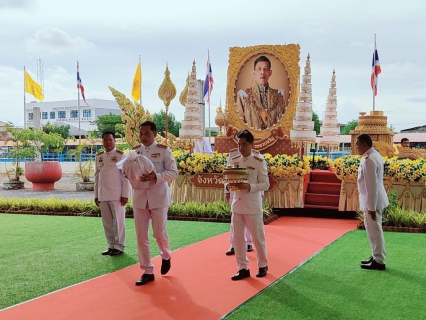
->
<box><xmin>179</xmin><ymin>60</ymin><xmax>204</xmax><ymax>141</ymax></box>
<box><xmin>318</xmin><ymin>70</ymin><xmax>340</xmax><ymax>148</ymax></box>
<box><xmin>290</xmin><ymin>53</ymin><xmax>317</xmax><ymax>148</ymax></box>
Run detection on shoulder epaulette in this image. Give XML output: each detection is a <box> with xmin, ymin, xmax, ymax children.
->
<box><xmin>96</xmin><ymin>151</ymin><xmax>103</xmax><ymax>156</ymax></box>
<box><xmin>254</xmin><ymin>155</ymin><xmax>264</xmax><ymax>162</ymax></box>
<box><xmin>157</xmin><ymin>144</ymin><xmax>168</xmax><ymax>149</ymax></box>
<box><xmin>132</xmin><ymin>145</ymin><xmax>141</xmax><ymax>150</ymax></box>
<box><xmin>253</xmin><ymin>150</ymin><xmax>260</xmax><ymax>155</ymax></box>
<box><xmin>116</xmin><ymin>150</ymin><xmax>123</xmax><ymax>154</ymax></box>
<box><xmin>229</xmin><ymin>148</ymin><xmax>238</xmax><ymax>152</ymax></box>
<box><xmin>231</xmin><ymin>154</ymin><xmax>241</xmax><ymax>160</ymax></box>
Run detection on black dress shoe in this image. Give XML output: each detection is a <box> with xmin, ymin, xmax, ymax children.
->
<box><xmin>226</xmin><ymin>248</ymin><xmax>235</xmax><ymax>256</ymax></box>
<box><xmin>231</xmin><ymin>269</ymin><xmax>250</xmax><ymax>281</ymax></box>
<box><xmin>161</xmin><ymin>258</ymin><xmax>171</xmax><ymax>275</ymax></box>
<box><xmin>102</xmin><ymin>248</ymin><xmax>113</xmax><ymax>255</ymax></box>
<box><xmin>109</xmin><ymin>249</ymin><xmax>123</xmax><ymax>256</ymax></box>
<box><xmin>247</xmin><ymin>245</ymin><xmax>253</xmax><ymax>252</ymax></box>
<box><xmin>361</xmin><ymin>260</ymin><xmax>386</xmax><ymax>270</ymax></box>
<box><xmin>135</xmin><ymin>274</ymin><xmax>155</xmax><ymax>286</ymax></box>
<box><xmin>256</xmin><ymin>266</ymin><xmax>268</xmax><ymax>278</ymax></box>
<box><xmin>361</xmin><ymin>256</ymin><xmax>373</xmax><ymax>264</ymax></box>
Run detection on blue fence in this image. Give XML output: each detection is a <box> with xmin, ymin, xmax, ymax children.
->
<box><xmin>307</xmin><ymin>151</ymin><xmax>350</xmax><ymax>160</ymax></box>
<box><xmin>0</xmin><ymin>153</ymin><xmax>96</xmax><ymax>162</ymax></box>
<box><xmin>1</xmin><ymin>151</ymin><xmax>350</xmax><ymax>162</ymax></box>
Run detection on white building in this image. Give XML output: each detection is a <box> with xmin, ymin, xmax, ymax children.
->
<box><xmin>25</xmin><ymin>99</ymin><xmax>121</xmax><ymax>136</ymax></box>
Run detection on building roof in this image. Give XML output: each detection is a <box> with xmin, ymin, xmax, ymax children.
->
<box><xmin>339</xmin><ymin>132</ymin><xmax>426</xmax><ymax>143</ymax></box>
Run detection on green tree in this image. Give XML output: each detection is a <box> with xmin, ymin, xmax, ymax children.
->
<box><xmin>312</xmin><ymin>111</ymin><xmax>321</xmax><ymax>135</ymax></box>
<box><xmin>205</xmin><ymin>130</ymin><xmax>219</xmax><ymax>137</ymax></box>
<box><xmin>92</xmin><ymin>113</ymin><xmax>124</xmax><ymax>137</ymax></box>
<box><xmin>342</xmin><ymin>120</ymin><xmax>358</xmax><ymax>134</ymax></box>
<box><xmin>42</xmin><ymin>122</ymin><xmax>70</xmax><ymax>139</ymax></box>
<box><xmin>152</xmin><ymin>110</ymin><xmax>181</xmax><ymax>137</ymax></box>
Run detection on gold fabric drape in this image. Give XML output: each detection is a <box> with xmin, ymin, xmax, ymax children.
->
<box><xmin>170</xmin><ymin>175</ymin><xmax>304</xmax><ymax>208</ymax></box>
<box><xmin>339</xmin><ymin>179</ymin><xmax>426</xmax><ymax>212</ymax></box>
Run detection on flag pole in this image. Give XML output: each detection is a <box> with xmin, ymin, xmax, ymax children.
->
<box><xmin>77</xmin><ymin>61</ymin><xmax>81</xmax><ymax>145</ymax></box>
<box><xmin>23</xmin><ymin>66</ymin><xmax>26</xmax><ymax>129</ymax></box>
<box><xmin>207</xmin><ymin>50</ymin><xmax>211</xmax><ymax>143</ymax></box>
<box><xmin>372</xmin><ymin>34</ymin><xmax>376</xmax><ymax>111</ymax></box>
<box><xmin>139</xmin><ymin>55</ymin><xmax>142</xmax><ymax>106</ymax></box>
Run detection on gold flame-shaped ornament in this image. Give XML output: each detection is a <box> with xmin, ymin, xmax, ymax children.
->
<box><xmin>108</xmin><ymin>86</ymin><xmax>152</xmax><ymax>147</ymax></box>
<box><xmin>158</xmin><ymin>64</ymin><xmax>177</xmax><ymax>112</ymax></box>
<box><xmin>215</xmin><ymin>106</ymin><xmax>226</xmax><ymax>136</ymax></box>
<box><xmin>179</xmin><ymin>73</ymin><xmax>190</xmax><ymax>107</ymax></box>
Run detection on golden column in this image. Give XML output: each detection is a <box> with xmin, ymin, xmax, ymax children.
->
<box><xmin>158</xmin><ymin>64</ymin><xmax>177</xmax><ymax>145</ymax></box>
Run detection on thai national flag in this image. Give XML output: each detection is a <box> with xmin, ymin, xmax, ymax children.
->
<box><xmin>370</xmin><ymin>44</ymin><xmax>381</xmax><ymax>96</ymax></box>
<box><xmin>203</xmin><ymin>56</ymin><xmax>214</xmax><ymax>103</ymax></box>
<box><xmin>77</xmin><ymin>61</ymin><xmax>86</xmax><ymax>103</ymax></box>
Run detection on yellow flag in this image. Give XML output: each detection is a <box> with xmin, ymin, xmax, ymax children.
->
<box><xmin>25</xmin><ymin>70</ymin><xmax>44</xmax><ymax>101</ymax></box>
<box><xmin>131</xmin><ymin>61</ymin><xmax>141</xmax><ymax>102</ymax></box>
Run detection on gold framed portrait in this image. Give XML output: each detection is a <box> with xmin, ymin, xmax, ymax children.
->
<box><xmin>226</xmin><ymin>44</ymin><xmax>300</xmax><ymax>142</ymax></box>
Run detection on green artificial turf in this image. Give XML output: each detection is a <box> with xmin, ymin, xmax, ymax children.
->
<box><xmin>0</xmin><ymin>213</ymin><xmax>229</xmax><ymax>310</ymax></box>
<box><xmin>224</xmin><ymin>230</ymin><xmax>426</xmax><ymax>320</ymax></box>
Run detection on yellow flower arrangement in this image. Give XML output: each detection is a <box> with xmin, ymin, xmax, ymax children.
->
<box><xmin>172</xmin><ymin>151</ymin><xmax>311</xmax><ymax>179</ymax></box>
<box><xmin>306</xmin><ymin>155</ymin><xmax>334</xmax><ymax>170</ymax></box>
<box><xmin>332</xmin><ymin>155</ymin><xmax>426</xmax><ymax>183</ymax></box>
<box><xmin>172</xmin><ymin>150</ymin><xmax>228</xmax><ymax>175</ymax></box>
<box><xmin>332</xmin><ymin>155</ymin><xmax>361</xmax><ymax>181</ymax></box>
<box><xmin>264</xmin><ymin>154</ymin><xmax>310</xmax><ymax>179</ymax></box>
<box><xmin>384</xmin><ymin>157</ymin><xmax>426</xmax><ymax>182</ymax></box>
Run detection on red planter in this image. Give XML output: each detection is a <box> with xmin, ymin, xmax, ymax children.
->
<box><xmin>25</xmin><ymin>161</ymin><xmax>62</xmax><ymax>191</ymax></box>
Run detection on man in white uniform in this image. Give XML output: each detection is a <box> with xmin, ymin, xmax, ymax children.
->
<box><xmin>356</xmin><ymin>134</ymin><xmax>389</xmax><ymax>270</ymax></box>
<box><xmin>133</xmin><ymin>121</ymin><xmax>178</xmax><ymax>286</ymax></box>
<box><xmin>95</xmin><ymin>131</ymin><xmax>131</xmax><ymax>256</ymax></box>
<box><xmin>226</xmin><ymin>130</ymin><xmax>270</xmax><ymax>280</ymax></box>
<box><xmin>225</xmin><ymin>148</ymin><xmax>262</xmax><ymax>255</ymax></box>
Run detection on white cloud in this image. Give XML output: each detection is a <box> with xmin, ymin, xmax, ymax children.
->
<box><xmin>26</xmin><ymin>28</ymin><xmax>96</xmax><ymax>55</ymax></box>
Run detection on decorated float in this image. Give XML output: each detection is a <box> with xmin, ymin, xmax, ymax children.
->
<box><xmin>108</xmin><ymin>44</ymin><xmax>426</xmax><ymax>214</ymax></box>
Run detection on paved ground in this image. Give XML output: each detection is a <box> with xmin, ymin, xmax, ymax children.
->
<box><xmin>0</xmin><ymin>162</ymin><xmax>93</xmax><ymax>200</ymax></box>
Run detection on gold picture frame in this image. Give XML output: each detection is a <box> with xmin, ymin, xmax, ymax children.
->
<box><xmin>226</xmin><ymin>44</ymin><xmax>300</xmax><ymax>141</ymax></box>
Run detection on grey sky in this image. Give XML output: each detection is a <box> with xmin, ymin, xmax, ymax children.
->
<box><xmin>0</xmin><ymin>0</ymin><xmax>425</xmax><ymax>132</ymax></box>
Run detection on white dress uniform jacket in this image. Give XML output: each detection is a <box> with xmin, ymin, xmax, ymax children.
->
<box><xmin>357</xmin><ymin>147</ymin><xmax>389</xmax><ymax>212</ymax></box>
<box><xmin>228</xmin><ymin>153</ymin><xmax>270</xmax><ymax>214</ymax></box>
<box><xmin>95</xmin><ymin>148</ymin><xmax>131</xmax><ymax>201</ymax></box>
<box><xmin>132</xmin><ymin>141</ymin><xmax>178</xmax><ymax>209</ymax></box>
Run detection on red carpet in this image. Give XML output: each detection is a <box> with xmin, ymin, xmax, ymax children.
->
<box><xmin>0</xmin><ymin>217</ymin><xmax>357</xmax><ymax>320</ymax></box>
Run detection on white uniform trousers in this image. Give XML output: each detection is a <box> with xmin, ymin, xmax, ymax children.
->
<box><xmin>99</xmin><ymin>200</ymin><xmax>126</xmax><ymax>251</ymax></box>
<box><xmin>233</xmin><ymin>212</ymin><xmax>267</xmax><ymax>270</ymax></box>
<box><xmin>364</xmin><ymin>209</ymin><xmax>386</xmax><ymax>264</ymax></box>
<box><xmin>134</xmin><ymin>207</ymin><xmax>171</xmax><ymax>274</ymax></box>
<box><xmin>229</xmin><ymin>213</ymin><xmax>253</xmax><ymax>248</ymax></box>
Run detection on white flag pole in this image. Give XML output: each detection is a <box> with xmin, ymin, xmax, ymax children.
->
<box><xmin>23</xmin><ymin>66</ymin><xmax>26</xmax><ymax>129</ymax></box>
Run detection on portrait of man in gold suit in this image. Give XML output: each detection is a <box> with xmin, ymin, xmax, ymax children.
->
<box><xmin>235</xmin><ymin>55</ymin><xmax>288</xmax><ymax>130</ymax></box>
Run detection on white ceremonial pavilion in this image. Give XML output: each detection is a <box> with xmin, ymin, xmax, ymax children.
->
<box><xmin>24</xmin><ymin>99</ymin><xmax>121</xmax><ymax>136</ymax></box>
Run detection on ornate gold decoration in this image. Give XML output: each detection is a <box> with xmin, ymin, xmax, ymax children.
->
<box><xmin>350</xmin><ymin>111</ymin><xmax>394</xmax><ymax>156</ymax></box>
<box><xmin>158</xmin><ymin>64</ymin><xmax>177</xmax><ymax>144</ymax></box>
<box><xmin>179</xmin><ymin>73</ymin><xmax>190</xmax><ymax>106</ymax></box>
<box><xmin>108</xmin><ymin>86</ymin><xmax>152</xmax><ymax>147</ymax></box>
<box><xmin>226</xmin><ymin>44</ymin><xmax>300</xmax><ymax>141</ymax></box>
<box><xmin>158</xmin><ymin>64</ymin><xmax>177</xmax><ymax>112</ymax></box>
<box><xmin>215</xmin><ymin>105</ymin><xmax>226</xmax><ymax>136</ymax></box>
